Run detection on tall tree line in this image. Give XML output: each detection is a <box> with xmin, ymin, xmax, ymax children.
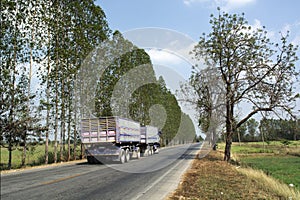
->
<box><xmin>95</xmin><ymin>32</ymin><xmax>195</xmax><ymax>146</ymax></box>
<box><xmin>1</xmin><ymin>0</ymin><xmax>110</xmax><ymax>169</ymax></box>
<box><xmin>1</xmin><ymin>0</ymin><xmax>196</xmax><ymax>169</ymax></box>
<box><xmin>259</xmin><ymin>118</ymin><xmax>299</xmax><ymax>141</ymax></box>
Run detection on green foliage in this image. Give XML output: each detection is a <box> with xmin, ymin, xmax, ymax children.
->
<box><xmin>95</xmin><ymin>37</ymin><xmax>155</xmax><ymax>118</ymax></box>
<box><xmin>260</xmin><ymin>118</ymin><xmax>300</xmax><ymax>141</ymax></box>
<box><xmin>241</xmin><ymin>156</ymin><xmax>300</xmax><ymax>190</ymax></box>
<box><xmin>175</xmin><ymin>112</ymin><xmax>197</xmax><ymax>144</ymax></box>
<box><xmin>1</xmin><ymin>0</ymin><xmax>195</xmax><ymax>170</ymax></box>
<box><xmin>93</xmin><ymin>31</ymin><xmax>193</xmax><ymax>145</ymax></box>
<box><xmin>191</xmin><ymin>9</ymin><xmax>299</xmax><ymax>160</ymax></box>
<box><xmin>1</xmin><ymin>0</ymin><xmax>111</xmax><ymax>167</ymax></box>
<box><xmin>0</xmin><ymin>144</ymin><xmax>82</xmax><ymax>170</ymax></box>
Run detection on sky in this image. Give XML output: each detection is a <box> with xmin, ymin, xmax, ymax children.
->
<box><xmin>95</xmin><ymin>0</ymin><xmax>300</xmax><ymax>136</ymax></box>
<box><xmin>97</xmin><ymin>0</ymin><xmax>300</xmax><ymax>43</ymax></box>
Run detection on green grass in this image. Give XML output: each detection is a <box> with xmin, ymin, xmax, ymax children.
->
<box><xmin>1</xmin><ymin>144</ymin><xmax>82</xmax><ymax>170</ymax></box>
<box><xmin>240</xmin><ymin>155</ymin><xmax>300</xmax><ymax>190</ymax></box>
<box><xmin>217</xmin><ymin>141</ymin><xmax>300</xmax><ymax>191</ymax></box>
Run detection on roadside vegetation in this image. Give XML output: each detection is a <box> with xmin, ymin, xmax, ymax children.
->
<box><xmin>1</xmin><ymin>1</ymin><xmax>196</xmax><ymax>170</ymax></box>
<box><xmin>0</xmin><ymin>143</ymin><xmax>83</xmax><ymax>170</ymax></box>
<box><xmin>220</xmin><ymin>141</ymin><xmax>300</xmax><ymax>190</ymax></box>
<box><xmin>168</xmin><ymin>141</ymin><xmax>300</xmax><ymax>199</ymax></box>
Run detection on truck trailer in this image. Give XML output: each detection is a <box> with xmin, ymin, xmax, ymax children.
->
<box><xmin>81</xmin><ymin>116</ymin><xmax>160</xmax><ymax>164</ymax></box>
<box><xmin>140</xmin><ymin>125</ymin><xmax>160</xmax><ymax>156</ymax></box>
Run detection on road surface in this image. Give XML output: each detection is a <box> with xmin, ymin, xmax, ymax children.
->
<box><xmin>1</xmin><ymin>143</ymin><xmax>202</xmax><ymax>200</ymax></box>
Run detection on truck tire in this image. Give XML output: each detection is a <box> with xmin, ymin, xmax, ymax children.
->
<box><xmin>125</xmin><ymin>149</ymin><xmax>130</xmax><ymax>162</ymax></box>
<box><xmin>119</xmin><ymin>149</ymin><xmax>125</xmax><ymax>164</ymax></box>
<box><xmin>143</xmin><ymin>149</ymin><xmax>148</xmax><ymax>157</ymax></box>
<box><xmin>149</xmin><ymin>147</ymin><xmax>153</xmax><ymax>156</ymax></box>
<box><xmin>87</xmin><ymin>156</ymin><xmax>93</xmax><ymax>164</ymax></box>
<box><xmin>136</xmin><ymin>149</ymin><xmax>141</xmax><ymax>159</ymax></box>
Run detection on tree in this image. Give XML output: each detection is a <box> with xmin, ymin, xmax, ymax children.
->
<box><xmin>0</xmin><ymin>0</ymin><xmax>40</xmax><ymax>169</ymax></box>
<box><xmin>152</xmin><ymin>77</ymin><xmax>182</xmax><ymax>146</ymax></box>
<box><xmin>191</xmin><ymin>8</ymin><xmax>299</xmax><ymax>161</ymax></box>
<box><xmin>37</xmin><ymin>0</ymin><xmax>111</xmax><ymax>163</ymax></box>
<box><xmin>188</xmin><ymin>66</ymin><xmax>225</xmax><ymax>146</ymax></box>
<box><xmin>246</xmin><ymin>118</ymin><xmax>259</xmax><ymax>141</ymax></box>
<box><xmin>175</xmin><ymin>112</ymin><xmax>196</xmax><ymax>144</ymax></box>
<box><xmin>1</xmin><ymin>0</ymin><xmax>111</xmax><ymax>167</ymax></box>
<box><xmin>259</xmin><ymin>118</ymin><xmax>299</xmax><ymax>141</ymax></box>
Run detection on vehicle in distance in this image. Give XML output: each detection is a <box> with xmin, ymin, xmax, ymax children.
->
<box><xmin>81</xmin><ymin>116</ymin><xmax>160</xmax><ymax>164</ymax></box>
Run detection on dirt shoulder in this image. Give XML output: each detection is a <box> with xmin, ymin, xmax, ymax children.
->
<box><xmin>167</xmin><ymin>150</ymin><xmax>283</xmax><ymax>200</ymax></box>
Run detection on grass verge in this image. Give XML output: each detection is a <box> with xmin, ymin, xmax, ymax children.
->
<box><xmin>240</xmin><ymin>155</ymin><xmax>300</xmax><ymax>190</ymax></box>
<box><xmin>237</xmin><ymin>167</ymin><xmax>300</xmax><ymax>200</ymax></box>
<box><xmin>167</xmin><ymin>150</ymin><xmax>299</xmax><ymax>200</ymax></box>
<box><xmin>1</xmin><ymin>144</ymin><xmax>82</xmax><ymax>170</ymax></box>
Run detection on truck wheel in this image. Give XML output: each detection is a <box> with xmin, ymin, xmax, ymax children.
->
<box><xmin>119</xmin><ymin>149</ymin><xmax>125</xmax><ymax>164</ymax></box>
<box><xmin>87</xmin><ymin>156</ymin><xmax>93</xmax><ymax>164</ymax></box>
<box><xmin>136</xmin><ymin>149</ymin><xmax>141</xmax><ymax>159</ymax></box>
<box><xmin>143</xmin><ymin>149</ymin><xmax>148</xmax><ymax>157</ymax></box>
<box><xmin>125</xmin><ymin>149</ymin><xmax>130</xmax><ymax>162</ymax></box>
<box><xmin>149</xmin><ymin>148</ymin><xmax>153</xmax><ymax>156</ymax></box>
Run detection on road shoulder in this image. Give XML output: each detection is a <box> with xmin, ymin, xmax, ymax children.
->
<box><xmin>166</xmin><ymin>150</ymin><xmax>285</xmax><ymax>199</ymax></box>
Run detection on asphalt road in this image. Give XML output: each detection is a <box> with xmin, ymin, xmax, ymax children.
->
<box><xmin>1</xmin><ymin>143</ymin><xmax>202</xmax><ymax>200</ymax></box>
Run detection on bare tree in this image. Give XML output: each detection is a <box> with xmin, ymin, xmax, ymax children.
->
<box><xmin>191</xmin><ymin>9</ymin><xmax>299</xmax><ymax>161</ymax></box>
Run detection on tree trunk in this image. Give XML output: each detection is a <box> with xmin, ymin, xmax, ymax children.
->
<box><xmin>73</xmin><ymin>87</ymin><xmax>77</xmax><ymax>160</ymax></box>
<box><xmin>8</xmin><ymin>37</ymin><xmax>17</xmax><ymax>170</ymax></box>
<box><xmin>67</xmin><ymin>92</ymin><xmax>71</xmax><ymax>161</ymax></box>
<box><xmin>23</xmin><ymin>27</ymin><xmax>34</xmax><ymax>168</ymax></box>
<box><xmin>44</xmin><ymin>29</ymin><xmax>51</xmax><ymax>165</ymax></box>
<box><xmin>224</xmin><ymin>136</ymin><xmax>232</xmax><ymax>161</ymax></box>
<box><xmin>45</xmin><ymin>130</ymin><xmax>49</xmax><ymax>164</ymax></box>
<box><xmin>237</xmin><ymin>129</ymin><xmax>241</xmax><ymax>146</ymax></box>
<box><xmin>80</xmin><ymin>143</ymin><xmax>84</xmax><ymax>159</ymax></box>
<box><xmin>60</xmin><ymin>77</ymin><xmax>65</xmax><ymax>162</ymax></box>
<box><xmin>8</xmin><ymin>142</ymin><xmax>12</xmax><ymax>170</ymax></box>
<box><xmin>21</xmin><ymin>133</ymin><xmax>27</xmax><ymax>167</ymax></box>
<box><xmin>73</xmin><ymin>128</ymin><xmax>77</xmax><ymax>160</ymax></box>
<box><xmin>224</xmin><ymin>90</ymin><xmax>234</xmax><ymax>161</ymax></box>
<box><xmin>21</xmin><ymin>142</ymin><xmax>27</xmax><ymax>167</ymax></box>
<box><xmin>54</xmin><ymin>58</ymin><xmax>59</xmax><ymax>164</ymax></box>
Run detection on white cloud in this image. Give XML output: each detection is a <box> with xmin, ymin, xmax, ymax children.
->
<box><xmin>281</xmin><ymin>24</ymin><xmax>291</xmax><ymax>34</ymax></box>
<box><xmin>252</xmin><ymin>19</ymin><xmax>262</xmax><ymax>30</ymax></box>
<box><xmin>280</xmin><ymin>21</ymin><xmax>300</xmax><ymax>46</ymax></box>
<box><xmin>251</xmin><ymin>19</ymin><xmax>275</xmax><ymax>40</ymax></box>
<box><xmin>146</xmin><ymin>49</ymin><xmax>185</xmax><ymax>66</ymax></box>
<box><xmin>183</xmin><ymin>0</ymin><xmax>209</xmax><ymax>6</ymax></box>
<box><xmin>292</xmin><ymin>35</ymin><xmax>300</xmax><ymax>46</ymax></box>
<box><xmin>146</xmin><ymin>48</ymin><xmax>194</xmax><ymax>80</ymax></box>
<box><xmin>222</xmin><ymin>0</ymin><xmax>256</xmax><ymax>11</ymax></box>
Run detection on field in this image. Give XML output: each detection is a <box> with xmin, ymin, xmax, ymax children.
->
<box><xmin>240</xmin><ymin>155</ymin><xmax>300</xmax><ymax>190</ymax></box>
<box><xmin>219</xmin><ymin>141</ymin><xmax>300</xmax><ymax>155</ymax></box>
<box><xmin>168</xmin><ymin>140</ymin><xmax>300</xmax><ymax>199</ymax></box>
<box><xmin>0</xmin><ymin>144</ymin><xmax>83</xmax><ymax>170</ymax></box>
<box><xmin>220</xmin><ymin>141</ymin><xmax>300</xmax><ymax>190</ymax></box>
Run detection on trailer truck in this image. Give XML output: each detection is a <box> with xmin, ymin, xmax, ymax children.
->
<box><xmin>140</xmin><ymin>125</ymin><xmax>160</xmax><ymax>156</ymax></box>
<box><xmin>81</xmin><ymin>116</ymin><xmax>160</xmax><ymax>164</ymax></box>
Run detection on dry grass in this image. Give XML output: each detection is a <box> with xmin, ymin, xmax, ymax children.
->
<box><xmin>167</xmin><ymin>151</ymin><xmax>287</xmax><ymax>200</ymax></box>
<box><xmin>237</xmin><ymin>167</ymin><xmax>300</xmax><ymax>200</ymax></box>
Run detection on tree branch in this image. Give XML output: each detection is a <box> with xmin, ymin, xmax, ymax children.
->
<box><xmin>237</xmin><ymin>107</ymin><xmax>272</xmax><ymax>128</ymax></box>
